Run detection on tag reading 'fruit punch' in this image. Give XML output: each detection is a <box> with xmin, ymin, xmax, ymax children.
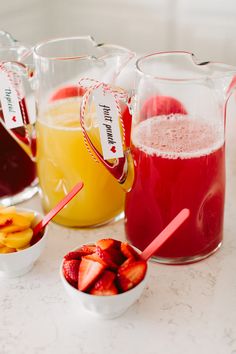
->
<box><xmin>93</xmin><ymin>86</ymin><xmax>124</xmax><ymax>160</ymax></box>
<box><xmin>0</xmin><ymin>66</ymin><xmax>24</xmax><ymax>129</ymax></box>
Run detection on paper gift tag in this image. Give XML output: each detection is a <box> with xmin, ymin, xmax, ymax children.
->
<box><xmin>92</xmin><ymin>85</ymin><xmax>124</xmax><ymax>161</ymax></box>
<box><xmin>0</xmin><ymin>65</ymin><xmax>29</xmax><ymax>128</ymax></box>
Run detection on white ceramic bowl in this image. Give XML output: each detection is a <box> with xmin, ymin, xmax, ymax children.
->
<box><xmin>0</xmin><ymin>208</ymin><xmax>48</xmax><ymax>278</ymax></box>
<box><xmin>60</xmin><ymin>244</ymin><xmax>148</xmax><ymax>319</ymax></box>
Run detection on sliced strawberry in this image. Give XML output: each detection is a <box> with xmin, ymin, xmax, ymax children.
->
<box><xmin>108</xmin><ymin>247</ymin><xmax>126</xmax><ymax>266</ymax></box>
<box><xmin>96</xmin><ymin>238</ymin><xmax>121</xmax><ymax>251</ymax></box>
<box><xmin>96</xmin><ymin>246</ymin><xmax>119</xmax><ymax>270</ymax></box>
<box><xmin>64</xmin><ymin>251</ymin><xmax>84</xmax><ymax>261</ymax></box>
<box><xmin>85</xmin><ymin>253</ymin><xmax>107</xmax><ymax>267</ymax></box>
<box><xmin>90</xmin><ymin>282</ymin><xmax>118</xmax><ymax>296</ymax></box>
<box><xmin>141</xmin><ymin>95</ymin><xmax>187</xmax><ymax>120</ymax></box>
<box><xmin>63</xmin><ymin>259</ymin><xmax>80</xmax><ymax>287</ymax></box>
<box><xmin>78</xmin><ymin>255</ymin><xmax>106</xmax><ymax>291</ymax></box>
<box><xmin>117</xmin><ymin>260</ymin><xmax>147</xmax><ymax>292</ymax></box>
<box><xmin>89</xmin><ymin>270</ymin><xmax>118</xmax><ymax>296</ymax></box>
<box><xmin>50</xmin><ymin>85</ymin><xmax>86</xmax><ymax>101</ymax></box>
<box><xmin>64</xmin><ymin>245</ymin><xmax>95</xmax><ymax>261</ymax></box>
<box><xmin>120</xmin><ymin>242</ymin><xmax>140</xmax><ymax>260</ymax></box>
<box><xmin>120</xmin><ymin>257</ymin><xmax>135</xmax><ymax>268</ymax></box>
<box><xmin>80</xmin><ymin>245</ymin><xmax>96</xmax><ymax>254</ymax></box>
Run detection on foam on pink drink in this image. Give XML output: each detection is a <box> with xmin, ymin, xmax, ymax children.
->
<box><xmin>125</xmin><ymin>114</ymin><xmax>225</xmax><ymax>261</ymax></box>
<box><xmin>132</xmin><ymin>114</ymin><xmax>224</xmax><ymax>159</ymax></box>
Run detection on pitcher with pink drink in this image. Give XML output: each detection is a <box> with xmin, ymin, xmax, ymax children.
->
<box><xmin>81</xmin><ymin>51</ymin><xmax>236</xmax><ymax>264</ymax></box>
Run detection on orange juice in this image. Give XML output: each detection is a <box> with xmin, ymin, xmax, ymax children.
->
<box><xmin>36</xmin><ymin>98</ymin><xmax>125</xmax><ymax>227</ymax></box>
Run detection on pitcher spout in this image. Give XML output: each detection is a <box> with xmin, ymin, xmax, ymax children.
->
<box><xmin>96</xmin><ymin>43</ymin><xmax>135</xmax><ymax>84</ymax></box>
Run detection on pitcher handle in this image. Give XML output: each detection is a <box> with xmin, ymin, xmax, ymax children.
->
<box><xmin>79</xmin><ymin>84</ymin><xmax>134</xmax><ymax>190</ymax></box>
<box><xmin>0</xmin><ymin>60</ymin><xmax>35</xmax><ymax>160</ymax></box>
<box><xmin>0</xmin><ymin>30</ymin><xmax>18</xmax><ymax>47</ymax></box>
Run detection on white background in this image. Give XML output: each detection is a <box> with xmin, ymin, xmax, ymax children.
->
<box><xmin>1</xmin><ymin>0</ymin><xmax>236</xmax><ymax>64</ymax></box>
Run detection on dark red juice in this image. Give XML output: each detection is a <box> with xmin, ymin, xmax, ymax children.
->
<box><xmin>0</xmin><ymin>120</ymin><xmax>36</xmax><ymax>197</ymax></box>
<box><xmin>125</xmin><ymin>115</ymin><xmax>225</xmax><ymax>262</ymax></box>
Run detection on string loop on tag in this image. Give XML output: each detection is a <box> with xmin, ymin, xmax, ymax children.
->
<box><xmin>78</xmin><ymin>78</ymin><xmax>128</xmax><ymax>162</ymax></box>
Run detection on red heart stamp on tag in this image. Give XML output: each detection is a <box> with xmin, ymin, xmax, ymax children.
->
<box><xmin>110</xmin><ymin>146</ymin><xmax>116</xmax><ymax>153</ymax></box>
<box><xmin>12</xmin><ymin>116</ymin><xmax>16</xmax><ymax>122</ymax></box>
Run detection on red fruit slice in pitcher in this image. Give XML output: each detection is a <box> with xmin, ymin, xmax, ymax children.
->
<box><xmin>50</xmin><ymin>85</ymin><xmax>86</xmax><ymax>101</ymax></box>
<box><xmin>141</xmin><ymin>95</ymin><xmax>187</xmax><ymax>120</ymax></box>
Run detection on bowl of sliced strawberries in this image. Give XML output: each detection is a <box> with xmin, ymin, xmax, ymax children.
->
<box><xmin>60</xmin><ymin>238</ymin><xmax>148</xmax><ymax>319</ymax></box>
<box><xmin>0</xmin><ymin>206</ymin><xmax>47</xmax><ymax>277</ymax></box>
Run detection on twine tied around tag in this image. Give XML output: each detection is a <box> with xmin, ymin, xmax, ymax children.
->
<box><xmin>78</xmin><ymin>78</ymin><xmax>129</xmax><ymax>163</ymax></box>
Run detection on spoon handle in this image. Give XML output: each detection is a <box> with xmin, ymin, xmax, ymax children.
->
<box><xmin>140</xmin><ymin>208</ymin><xmax>190</xmax><ymax>261</ymax></box>
<box><xmin>33</xmin><ymin>181</ymin><xmax>84</xmax><ymax>236</ymax></box>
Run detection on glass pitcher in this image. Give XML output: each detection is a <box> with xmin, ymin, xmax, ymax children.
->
<box><xmin>82</xmin><ymin>51</ymin><xmax>236</xmax><ymax>264</ymax></box>
<box><xmin>0</xmin><ymin>31</ymin><xmax>37</xmax><ymax>206</ymax></box>
<box><xmin>33</xmin><ymin>36</ymin><xmax>134</xmax><ymax>227</ymax></box>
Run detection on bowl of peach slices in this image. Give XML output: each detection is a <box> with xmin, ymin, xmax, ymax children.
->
<box><xmin>0</xmin><ymin>206</ymin><xmax>47</xmax><ymax>277</ymax></box>
<box><xmin>60</xmin><ymin>238</ymin><xmax>148</xmax><ymax>319</ymax></box>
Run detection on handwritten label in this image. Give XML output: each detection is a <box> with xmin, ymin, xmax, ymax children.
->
<box><xmin>93</xmin><ymin>86</ymin><xmax>124</xmax><ymax>160</ymax></box>
<box><xmin>0</xmin><ymin>67</ymin><xmax>24</xmax><ymax>129</ymax></box>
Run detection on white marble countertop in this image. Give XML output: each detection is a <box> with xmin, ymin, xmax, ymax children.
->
<box><xmin>1</xmin><ymin>110</ymin><xmax>236</xmax><ymax>354</ymax></box>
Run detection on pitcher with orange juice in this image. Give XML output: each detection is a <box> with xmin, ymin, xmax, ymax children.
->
<box><xmin>33</xmin><ymin>37</ymin><xmax>134</xmax><ymax>227</ymax></box>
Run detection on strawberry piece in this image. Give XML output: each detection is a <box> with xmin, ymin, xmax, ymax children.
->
<box><xmin>120</xmin><ymin>242</ymin><xmax>140</xmax><ymax>260</ymax></box>
<box><xmin>85</xmin><ymin>253</ymin><xmax>107</xmax><ymax>266</ymax></box>
<box><xmin>64</xmin><ymin>245</ymin><xmax>95</xmax><ymax>261</ymax></box>
<box><xmin>89</xmin><ymin>270</ymin><xmax>118</xmax><ymax>296</ymax></box>
<box><xmin>90</xmin><ymin>282</ymin><xmax>118</xmax><ymax>296</ymax></box>
<box><xmin>96</xmin><ymin>238</ymin><xmax>121</xmax><ymax>251</ymax></box>
<box><xmin>64</xmin><ymin>251</ymin><xmax>84</xmax><ymax>261</ymax></box>
<box><xmin>141</xmin><ymin>95</ymin><xmax>187</xmax><ymax>120</ymax></box>
<box><xmin>50</xmin><ymin>85</ymin><xmax>86</xmax><ymax>101</ymax></box>
<box><xmin>63</xmin><ymin>259</ymin><xmax>80</xmax><ymax>287</ymax></box>
<box><xmin>96</xmin><ymin>246</ymin><xmax>119</xmax><ymax>270</ymax></box>
<box><xmin>121</xmin><ymin>257</ymin><xmax>135</xmax><ymax>268</ymax></box>
<box><xmin>78</xmin><ymin>255</ymin><xmax>106</xmax><ymax>291</ymax></box>
<box><xmin>108</xmin><ymin>247</ymin><xmax>126</xmax><ymax>266</ymax></box>
<box><xmin>117</xmin><ymin>260</ymin><xmax>147</xmax><ymax>292</ymax></box>
<box><xmin>80</xmin><ymin>245</ymin><xmax>96</xmax><ymax>254</ymax></box>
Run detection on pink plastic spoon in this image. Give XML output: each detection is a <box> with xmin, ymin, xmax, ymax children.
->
<box><xmin>33</xmin><ymin>181</ymin><xmax>84</xmax><ymax>236</ymax></box>
<box><xmin>140</xmin><ymin>208</ymin><xmax>190</xmax><ymax>261</ymax></box>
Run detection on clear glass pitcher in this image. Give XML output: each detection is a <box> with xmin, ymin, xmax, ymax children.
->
<box><xmin>33</xmin><ymin>36</ymin><xmax>134</xmax><ymax>227</ymax></box>
<box><xmin>82</xmin><ymin>51</ymin><xmax>236</xmax><ymax>264</ymax></box>
<box><xmin>0</xmin><ymin>31</ymin><xmax>37</xmax><ymax>206</ymax></box>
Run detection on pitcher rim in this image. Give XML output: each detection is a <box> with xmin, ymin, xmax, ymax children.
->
<box><xmin>33</xmin><ymin>35</ymin><xmax>134</xmax><ymax>61</ymax></box>
<box><xmin>136</xmin><ymin>50</ymin><xmax>236</xmax><ymax>82</ymax></box>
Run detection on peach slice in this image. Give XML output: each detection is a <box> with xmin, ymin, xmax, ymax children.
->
<box><xmin>0</xmin><ymin>246</ymin><xmax>16</xmax><ymax>254</ymax></box>
<box><xmin>1</xmin><ymin>228</ymin><xmax>33</xmax><ymax>249</ymax></box>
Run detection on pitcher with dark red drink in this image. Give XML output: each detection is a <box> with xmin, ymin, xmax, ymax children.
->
<box><xmin>0</xmin><ymin>31</ymin><xmax>37</xmax><ymax>206</ymax></box>
<box><xmin>81</xmin><ymin>51</ymin><xmax>236</xmax><ymax>264</ymax></box>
